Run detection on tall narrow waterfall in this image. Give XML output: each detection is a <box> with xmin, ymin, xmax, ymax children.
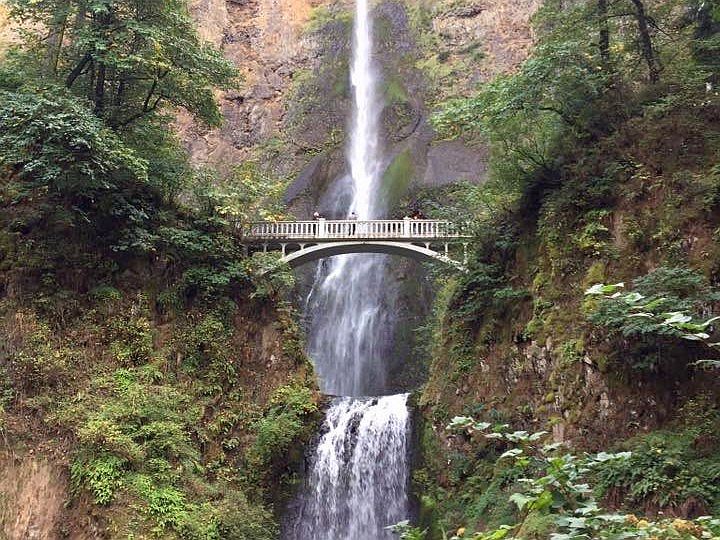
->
<box><xmin>284</xmin><ymin>0</ymin><xmax>412</xmax><ymax>538</ymax></box>
<box><xmin>304</xmin><ymin>0</ymin><xmax>391</xmax><ymax>398</ymax></box>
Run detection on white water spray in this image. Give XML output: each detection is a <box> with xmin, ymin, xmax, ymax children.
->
<box><xmin>287</xmin><ymin>395</ymin><xmax>410</xmax><ymax>540</ymax></box>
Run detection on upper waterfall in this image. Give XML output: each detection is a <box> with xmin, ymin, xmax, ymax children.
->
<box><xmin>303</xmin><ymin>0</ymin><xmax>394</xmax><ymax>397</ymax></box>
<box><xmin>348</xmin><ymin>0</ymin><xmax>384</xmax><ymax>219</ymax></box>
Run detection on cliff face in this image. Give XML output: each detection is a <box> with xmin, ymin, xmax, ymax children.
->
<box><xmin>175</xmin><ymin>0</ymin><xmax>541</xmax><ymax>398</ymax></box>
<box><xmin>0</xmin><ymin>289</ymin><xmax>320</xmax><ymax>539</ymax></box>
<box><xmin>176</xmin><ymin>0</ymin><xmax>329</xmax><ymax>172</ymax></box>
<box><xmin>178</xmin><ymin>0</ymin><xmax>541</xmax><ymax>197</ymax></box>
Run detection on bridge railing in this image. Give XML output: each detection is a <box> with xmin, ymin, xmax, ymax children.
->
<box><xmin>241</xmin><ymin>219</ymin><xmax>466</xmax><ymax>240</ymax></box>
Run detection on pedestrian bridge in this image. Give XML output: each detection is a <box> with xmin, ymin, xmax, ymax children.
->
<box><xmin>239</xmin><ymin>219</ymin><xmax>471</xmax><ymax>270</ymax></box>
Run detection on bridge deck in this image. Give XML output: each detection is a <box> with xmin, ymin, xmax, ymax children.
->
<box><xmin>241</xmin><ymin>219</ymin><xmax>468</xmax><ymax>243</ymax></box>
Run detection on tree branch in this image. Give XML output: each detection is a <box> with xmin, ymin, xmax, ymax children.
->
<box><xmin>65</xmin><ymin>52</ymin><xmax>92</xmax><ymax>88</ymax></box>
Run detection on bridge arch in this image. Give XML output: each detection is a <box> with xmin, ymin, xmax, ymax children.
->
<box><xmin>279</xmin><ymin>241</ymin><xmax>466</xmax><ymax>270</ymax></box>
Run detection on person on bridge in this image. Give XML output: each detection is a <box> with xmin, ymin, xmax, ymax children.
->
<box><xmin>349</xmin><ymin>211</ymin><xmax>358</xmax><ymax>235</ymax></box>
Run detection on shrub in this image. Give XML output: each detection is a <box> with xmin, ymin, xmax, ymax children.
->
<box><xmin>9</xmin><ymin>313</ymin><xmax>75</xmax><ymax>391</ymax></box>
<box><xmin>70</xmin><ymin>454</ymin><xmax>127</xmax><ymax>505</ymax></box>
<box><xmin>596</xmin><ymin>424</ymin><xmax>720</xmax><ymax>513</ymax></box>
<box><xmin>246</xmin><ymin>384</ymin><xmax>318</xmax><ymax>469</ymax></box>
<box><xmin>584</xmin><ymin>268</ymin><xmax>720</xmax><ymax>370</ymax></box>
<box><xmin>216</xmin><ymin>491</ymin><xmax>278</xmax><ymax>540</ymax></box>
<box><xmin>109</xmin><ymin>314</ymin><xmax>154</xmax><ymax>366</ymax></box>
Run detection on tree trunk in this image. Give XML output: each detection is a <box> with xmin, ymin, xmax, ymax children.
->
<box><xmin>629</xmin><ymin>0</ymin><xmax>660</xmax><ymax>83</ymax></box>
<box><xmin>91</xmin><ymin>11</ymin><xmax>111</xmax><ymax>116</ymax></box>
<box><xmin>94</xmin><ymin>62</ymin><xmax>106</xmax><ymax>116</ymax></box>
<box><xmin>45</xmin><ymin>9</ymin><xmax>68</xmax><ymax>75</ymax></box>
<box><xmin>65</xmin><ymin>53</ymin><xmax>92</xmax><ymax>88</ymax></box>
<box><xmin>597</xmin><ymin>0</ymin><xmax>610</xmax><ymax>67</ymax></box>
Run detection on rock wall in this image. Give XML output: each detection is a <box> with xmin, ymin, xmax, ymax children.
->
<box><xmin>280</xmin><ymin>0</ymin><xmax>542</xmax><ymax>217</ymax></box>
<box><xmin>176</xmin><ymin>0</ymin><xmax>330</xmax><ymax>173</ymax></box>
<box><xmin>178</xmin><ymin>0</ymin><xmax>541</xmax><ymax>203</ymax></box>
<box><xmin>0</xmin><ymin>453</ymin><xmax>101</xmax><ymax>540</ymax></box>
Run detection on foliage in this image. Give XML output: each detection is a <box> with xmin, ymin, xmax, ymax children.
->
<box><xmin>430</xmin><ymin>0</ymin><xmax>720</xmax><ymax>238</ymax></box>
<box><xmin>8</xmin><ymin>0</ymin><xmax>237</xmax><ymax>128</ymax></box>
<box><xmin>388</xmin><ymin>520</ymin><xmax>428</xmax><ymax>540</ymax></box>
<box><xmin>0</xmin><ymin>86</ymin><xmax>147</xmax><ymax>194</ymax></box>
<box><xmin>108</xmin><ymin>312</ymin><xmax>154</xmax><ymax>365</ymax></box>
<box><xmin>22</xmin><ymin>290</ymin><xmax>313</xmax><ymax>538</ymax></box>
<box><xmin>419</xmin><ymin>1</ymin><xmax>720</xmax><ymax>537</ymax></box>
<box><xmin>438</xmin><ymin>417</ymin><xmax>720</xmax><ymax>540</ymax></box>
<box><xmin>448</xmin><ymin>220</ymin><xmax>529</xmax><ymax>337</ymax></box>
<box><xmin>214</xmin><ymin>491</ymin><xmax>278</xmax><ymax>540</ymax></box>
<box><xmin>246</xmin><ymin>383</ymin><xmax>318</xmax><ymax>471</ymax></box>
<box><xmin>243</xmin><ymin>253</ymin><xmax>295</xmax><ymax>301</ymax></box>
<box><xmin>0</xmin><ymin>83</ymin><xmax>183</xmax><ymax>252</ymax></box>
<box><xmin>70</xmin><ymin>453</ymin><xmax>126</xmax><ymax>504</ymax></box>
<box><xmin>591</xmin><ymin>399</ymin><xmax>720</xmax><ymax>513</ymax></box>
<box><xmin>585</xmin><ymin>268</ymin><xmax>720</xmax><ymax>369</ymax></box>
<box><xmin>585</xmin><ymin>281</ymin><xmax>720</xmax><ymax>342</ymax></box>
<box><xmin>196</xmin><ymin>162</ymin><xmax>289</xmax><ymax>227</ymax></box>
<box><xmin>596</xmin><ymin>435</ymin><xmax>720</xmax><ymax>511</ymax></box>
<box><xmin>7</xmin><ymin>310</ymin><xmax>77</xmax><ymax>392</ymax></box>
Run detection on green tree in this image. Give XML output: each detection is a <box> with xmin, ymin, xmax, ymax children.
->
<box><xmin>0</xmin><ymin>86</ymin><xmax>146</xmax><ymax>198</ymax></box>
<box><xmin>8</xmin><ymin>0</ymin><xmax>237</xmax><ymax>128</ymax></box>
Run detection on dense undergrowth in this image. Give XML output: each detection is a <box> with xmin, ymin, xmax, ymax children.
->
<box><xmin>405</xmin><ymin>0</ymin><xmax>720</xmax><ymax>538</ymax></box>
<box><xmin>0</xmin><ymin>0</ymin><xmax>318</xmax><ymax>535</ymax></box>
<box><xmin>1</xmin><ymin>273</ymin><xmax>319</xmax><ymax>537</ymax></box>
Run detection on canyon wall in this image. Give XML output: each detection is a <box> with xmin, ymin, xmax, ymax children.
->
<box><xmin>179</xmin><ymin>0</ymin><xmax>541</xmax><ymax>203</ymax></box>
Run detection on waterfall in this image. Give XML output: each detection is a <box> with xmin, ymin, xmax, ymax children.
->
<box><xmin>287</xmin><ymin>395</ymin><xmax>410</xmax><ymax>540</ymax></box>
<box><xmin>304</xmin><ymin>0</ymin><xmax>390</xmax><ymax>398</ymax></box>
<box><xmin>284</xmin><ymin>0</ymin><xmax>412</xmax><ymax>538</ymax></box>
<box><xmin>347</xmin><ymin>0</ymin><xmax>383</xmax><ymax>220</ymax></box>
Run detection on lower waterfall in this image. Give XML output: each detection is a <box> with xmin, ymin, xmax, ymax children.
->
<box><xmin>285</xmin><ymin>394</ymin><xmax>411</xmax><ymax>540</ymax></box>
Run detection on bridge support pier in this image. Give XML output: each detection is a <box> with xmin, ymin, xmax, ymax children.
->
<box><xmin>262</xmin><ymin>243</ymin><xmax>268</xmax><ymax>253</ymax></box>
<box><xmin>444</xmin><ymin>243</ymin><xmax>449</xmax><ymax>257</ymax></box>
<box><xmin>463</xmin><ymin>243</ymin><xmax>469</xmax><ymax>266</ymax></box>
<box><xmin>281</xmin><ymin>244</ymin><xmax>287</xmax><ymax>256</ymax></box>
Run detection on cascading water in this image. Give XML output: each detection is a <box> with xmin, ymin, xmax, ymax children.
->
<box><xmin>286</xmin><ymin>395</ymin><xmax>410</xmax><ymax>540</ymax></box>
<box><xmin>303</xmin><ymin>0</ymin><xmax>391</xmax><ymax>398</ymax></box>
<box><xmin>284</xmin><ymin>0</ymin><xmax>412</xmax><ymax>538</ymax></box>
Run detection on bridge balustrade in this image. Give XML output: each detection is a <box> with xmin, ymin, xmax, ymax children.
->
<box><xmin>242</xmin><ymin>219</ymin><xmax>463</xmax><ymax>241</ymax></box>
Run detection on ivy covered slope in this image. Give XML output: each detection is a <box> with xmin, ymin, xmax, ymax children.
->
<box><xmin>412</xmin><ymin>0</ymin><xmax>720</xmax><ymax>538</ymax></box>
<box><xmin>0</xmin><ymin>0</ymin><xmax>319</xmax><ymax>537</ymax></box>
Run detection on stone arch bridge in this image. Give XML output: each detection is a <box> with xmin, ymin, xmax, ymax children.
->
<box><xmin>239</xmin><ymin>219</ymin><xmax>471</xmax><ymax>270</ymax></box>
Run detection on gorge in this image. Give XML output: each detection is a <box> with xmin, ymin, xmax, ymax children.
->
<box><xmin>1</xmin><ymin>0</ymin><xmax>720</xmax><ymax>538</ymax></box>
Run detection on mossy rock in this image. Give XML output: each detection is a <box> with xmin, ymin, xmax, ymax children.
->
<box><xmin>583</xmin><ymin>260</ymin><xmax>607</xmax><ymax>289</ymax></box>
<box><xmin>381</xmin><ymin>149</ymin><xmax>415</xmax><ymax>208</ymax></box>
<box><xmin>517</xmin><ymin>512</ymin><xmax>557</xmax><ymax>538</ymax></box>
<box><xmin>384</xmin><ymin>77</ymin><xmax>410</xmax><ymax>105</ymax></box>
